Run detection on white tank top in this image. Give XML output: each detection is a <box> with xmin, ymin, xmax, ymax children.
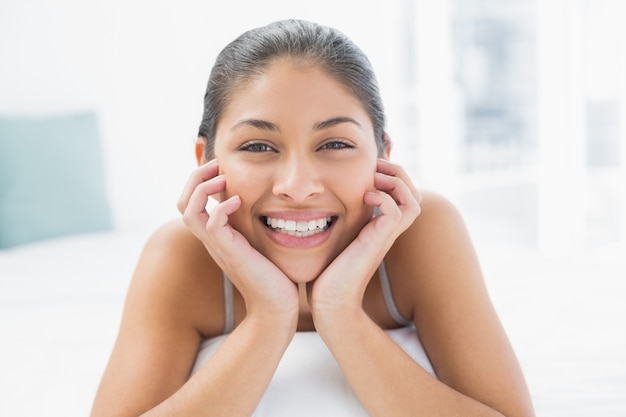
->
<box><xmin>189</xmin><ymin>262</ymin><xmax>436</xmax><ymax>416</ymax></box>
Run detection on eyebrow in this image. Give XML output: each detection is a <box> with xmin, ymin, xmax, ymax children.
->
<box><xmin>229</xmin><ymin>116</ymin><xmax>363</xmax><ymax>133</ymax></box>
<box><xmin>230</xmin><ymin>119</ymin><xmax>281</xmax><ymax>132</ymax></box>
<box><xmin>312</xmin><ymin>117</ymin><xmax>363</xmax><ymax>131</ymax></box>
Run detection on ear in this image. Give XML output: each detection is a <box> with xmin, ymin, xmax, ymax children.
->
<box><xmin>382</xmin><ymin>133</ymin><xmax>392</xmax><ymax>160</ymax></box>
<box><xmin>195</xmin><ymin>137</ymin><xmax>206</xmax><ymax>166</ymax></box>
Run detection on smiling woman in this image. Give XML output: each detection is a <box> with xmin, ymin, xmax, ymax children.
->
<box><xmin>90</xmin><ymin>19</ymin><xmax>535</xmax><ymax>417</ymax></box>
<box><xmin>211</xmin><ymin>59</ymin><xmax>379</xmax><ymax>282</ymax></box>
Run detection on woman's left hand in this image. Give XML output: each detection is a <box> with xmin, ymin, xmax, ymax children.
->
<box><xmin>309</xmin><ymin>159</ymin><xmax>422</xmax><ymax>322</ymax></box>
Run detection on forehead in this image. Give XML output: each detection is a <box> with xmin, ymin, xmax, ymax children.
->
<box><xmin>218</xmin><ymin>59</ymin><xmax>372</xmax><ymax>131</ymax></box>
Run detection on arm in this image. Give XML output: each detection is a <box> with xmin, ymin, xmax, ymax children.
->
<box><xmin>91</xmin><ymin>161</ymin><xmax>299</xmax><ymax>417</ymax></box>
<box><xmin>311</xmin><ymin>161</ymin><xmax>534</xmax><ymax>417</ymax></box>
<box><xmin>147</xmin><ymin>306</ymin><xmax>296</xmax><ymax>417</ymax></box>
<box><xmin>90</xmin><ymin>222</ymin><xmax>296</xmax><ymax>417</ymax></box>
<box><xmin>399</xmin><ymin>193</ymin><xmax>534</xmax><ymax>417</ymax></box>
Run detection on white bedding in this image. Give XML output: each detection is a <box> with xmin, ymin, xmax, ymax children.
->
<box><xmin>191</xmin><ymin>327</ymin><xmax>435</xmax><ymax>417</ymax></box>
<box><xmin>1</xmin><ymin>230</ymin><xmax>625</xmax><ymax>416</ymax></box>
<box><xmin>0</xmin><ymin>230</ymin><xmax>147</xmax><ymax>417</ymax></box>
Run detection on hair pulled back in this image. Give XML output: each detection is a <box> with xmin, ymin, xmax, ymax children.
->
<box><xmin>198</xmin><ymin>19</ymin><xmax>386</xmax><ymax>160</ymax></box>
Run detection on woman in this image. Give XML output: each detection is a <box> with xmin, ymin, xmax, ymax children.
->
<box><xmin>91</xmin><ymin>19</ymin><xmax>535</xmax><ymax>417</ymax></box>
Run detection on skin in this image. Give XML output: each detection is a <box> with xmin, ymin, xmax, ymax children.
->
<box><xmin>90</xmin><ymin>60</ymin><xmax>535</xmax><ymax>417</ymax></box>
<box><xmin>212</xmin><ymin>60</ymin><xmax>381</xmax><ymax>284</ymax></box>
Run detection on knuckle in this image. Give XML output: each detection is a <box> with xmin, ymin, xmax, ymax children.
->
<box><xmin>394</xmin><ymin>165</ymin><xmax>407</xmax><ymax>176</ymax></box>
<box><xmin>191</xmin><ymin>165</ymin><xmax>204</xmax><ymax>177</ymax></box>
<box><xmin>205</xmin><ymin>211</ymin><xmax>222</xmax><ymax>232</ymax></box>
<box><xmin>176</xmin><ymin>199</ymin><xmax>186</xmax><ymax>214</ymax></box>
<box><xmin>411</xmin><ymin>204</ymin><xmax>421</xmax><ymax>219</ymax></box>
<box><xmin>414</xmin><ymin>201</ymin><xmax>422</xmax><ymax>215</ymax></box>
<box><xmin>181</xmin><ymin>210</ymin><xmax>194</xmax><ymax>225</ymax></box>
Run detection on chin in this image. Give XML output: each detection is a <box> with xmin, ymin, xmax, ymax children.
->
<box><xmin>275</xmin><ymin>257</ymin><xmax>328</xmax><ymax>283</ymax></box>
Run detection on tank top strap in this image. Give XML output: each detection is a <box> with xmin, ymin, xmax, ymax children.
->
<box><xmin>223</xmin><ymin>264</ymin><xmax>411</xmax><ymax>332</ymax></box>
<box><xmin>222</xmin><ymin>273</ymin><xmax>235</xmax><ymax>334</ymax></box>
<box><xmin>378</xmin><ymin>261</ymin><xmax>413</xmax><ymax>327</ymax></box>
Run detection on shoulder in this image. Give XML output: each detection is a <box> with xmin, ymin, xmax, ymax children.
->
<box><xmin>414</xmin><ymin>189</ymin><xmax>466</xmax><ymax>233</ymax></box>
<box><xmin>139</xmin><ymin>218</ymin><xmax>223</xmax><ymax>279</ymax></box>
<box><xmin>386</xmin><ymin>190</ymin><xmax>482</xmax><ymax>320</ymax></box>
<box><xmin>391</xmin><ymin>189</ymin><xmax>472</xmax><ymax>261</ymax></box>
<box><xmin>142</xmin><ymin>218</ymin><xmax>209</xmax><ymax>261</ymax></box>
<box><xmin>127</xmin><ymin>219</ymin><xmax>225</xmax><ymax>337</ymax></box>
<box><xmin>385</xmin><ymin>193</ymin><xmax>534</xmax><ymax>413</ymax></box>
<box><xmin>135</xmin><ymin>219</ymin><xmax>219</xmax><ymax>296</ymax></box>
<box><xmin>91</xmin><ymin>220</ymin><xmax>226</xmax><ymax>413</ymax></box>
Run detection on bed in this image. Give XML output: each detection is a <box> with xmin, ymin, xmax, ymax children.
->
<box><xmin>0</xmin><ymin>230</ymin><xmax>147</xmax><ymax>416</ymax></box>
<box><xmin>1</xmin><ymin>227</ymin><xmax>625</xmax><ymax>416</ymax></box>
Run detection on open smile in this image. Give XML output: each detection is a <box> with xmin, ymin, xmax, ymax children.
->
<box><xmin>262</xmin><ymin>215</ymin><xmax>335</xmax><ymax>238</ymax></box>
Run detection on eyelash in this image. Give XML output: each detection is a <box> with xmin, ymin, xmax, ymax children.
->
<box><xmin>238</xmin><ymin>140</ymin><xmax>354</xmax><ymax>153</ymax></box>
<box><xmin>319</xmin><ymin>140</ymin><xmax>354</xmax><ymax>151</ymax></box>
<box><xmin>239</xmin><ymin>142</ymin><xmax>276</xmax><ymax>153</ymax></box>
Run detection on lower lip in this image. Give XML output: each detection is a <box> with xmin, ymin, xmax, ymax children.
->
<box><xmin>262</xmin><ymin>220</ymin><xmax>334</xmax><ymax>249</ymax></box>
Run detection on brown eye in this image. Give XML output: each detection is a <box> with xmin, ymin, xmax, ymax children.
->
<box><xmin>240</xmin><ymin>142</ymin><xmax>276</xmax><ymax>153</ymax></box>
<box><xmin>319</xmin><ymin>140</ymin><xmax>353</xmax><ymax>150</ymax></box>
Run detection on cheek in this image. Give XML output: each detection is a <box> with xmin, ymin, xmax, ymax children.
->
<box><xmin>328</xmin><ymin>162</ymin><xmax>377</xmax><ymax>230</ymax></box>
<box><xmin>332</xmin><ymin>160</ymin><xmax>377</xmax><ymax>195</ymax></box>
<box><xmin>218</xmin><ymin>159</ymin><xmax>263</xmax><ymax>199</ymax></box>
<box><xmin>219</xmin><ymin>162</ymin><xmax>268</xmax><ymax>228</ymax></box>
<box><xmin>214</xmin><ymin>140</ymin><xmax>250</xmax><ymax>200</ymax></box>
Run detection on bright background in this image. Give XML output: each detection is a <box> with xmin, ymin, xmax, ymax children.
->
<box><xmin>1</xmin><ymin>0</ymin><xmax>625</xmax><ymax>416</ymax></box>
<box><xmin>2</xmin><ymin>0</ymin><xmax>625</xmax><ymax>252</ymax></box>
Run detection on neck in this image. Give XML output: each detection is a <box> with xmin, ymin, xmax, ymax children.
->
<box><xmin>297</xmin><ymin>283</ymin><xmax>315</xmax><ymax>331</ymax></box>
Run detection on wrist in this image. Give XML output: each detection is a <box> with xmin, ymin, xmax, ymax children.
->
<box><xmin>245</xmin><ymin>307</ymin><xmax>299</xmax><ymax>336</ymax></box>
<box><xmin>311</xmin><ymin>304</ymin><xmax>369</xmax><ymax>335</ymax></box>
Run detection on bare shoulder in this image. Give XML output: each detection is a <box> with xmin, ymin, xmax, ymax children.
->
<box><xmin>139</xmin><ymin>218</ymin><xmax>216</xmax><ymax>281</ymax></box>
<box><xmin>412</xmin><ymin>189</ymin><xmax>468</xmax><ymax>235</ymax></box>
<box><xmin>385</xmin><ymin>189</ymin><xmax>484</xmax><ymax>325</ymax></box>
<box><xmin>130</xmin><ymin>218</ymin><xmax>226</xmax><ymax>337</ymax></box>
<box><xmin>91</xmin><ymin>220</ymin><xmax>225</xmax><ymax>416</ymax></box>
<box><xmin>388</xmin><ymin>189</ymin><xmax>475</xmax><ymax>268</ymax></box>
<box><xmin>142</xmin><ymin>218</ymin><xmax>211</xmax><ymax>264</ymax></box>
<box><xmin>386</xmin><ymin>191</ymin><xmax>534</xmax><ymax>416</ymax></box>
<box><xmin>410</xmin><ymin>190</ymin><xmax>475</xmax><ymax>263</ymax></box>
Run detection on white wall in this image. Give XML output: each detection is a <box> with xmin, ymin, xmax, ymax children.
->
<box><xmin>0</xmin><ymin>0</ymin><xmax>408</xmax><ymax>231</ymax></box>
<box><xmin>3</xmin><ymin>0</ymin><xmax>624</xmax><ymax>255</ymax></box>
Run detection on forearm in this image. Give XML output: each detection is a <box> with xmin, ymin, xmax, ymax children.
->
<box><xmin>316</xmin><ymin>309</ymin><xmax>506</xmax><ymax>417</ymax></box>
<box><xmin>144</xmin><ymin>314</ymin><xmax>296</xmax><ymax>417</ymax></box>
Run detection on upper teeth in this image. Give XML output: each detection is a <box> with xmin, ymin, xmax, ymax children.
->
<box><xmin>265</xmin><ymin>216</ymin><xmax>332</xmax><ymax>235</ymax></box>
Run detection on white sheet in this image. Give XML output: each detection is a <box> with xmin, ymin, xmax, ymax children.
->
<box><xmin>1</xmin><ymin>231</ymin><xmax>625</xmax><ymax>416</ymax></box>
<box><xmin>191</xmin><ymin>327</ymin><xmax>435</xmax><ymax>417</ymax></box>
<box><xmin>477</xmin><ymin>241</ymin><xmax>626</xmax><ymax>417</ymax></box>
<box><xmin>0</xmin><ymin>230</ymin><xmax>147</xmax><ymax>417</ymax></box>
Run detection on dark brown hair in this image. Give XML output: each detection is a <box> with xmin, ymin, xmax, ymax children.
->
<box><xmin>198</xmin><ymin>19</ymin><xmax>386</xmax><ymax>160</ymax></box>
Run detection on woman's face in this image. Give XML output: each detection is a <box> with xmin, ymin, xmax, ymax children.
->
<box><xmin>213</xmin><ymin>59</ymin><xmax>380</xmax><ymax>283</ymax></box>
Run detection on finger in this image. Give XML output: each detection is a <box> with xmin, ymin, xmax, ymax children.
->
<box><xmin>376</xmin><ymin>159</ymin><xmax>422</xmax><ymax>204</ymax></box>
<box><xmin>374</xmin><ymin>172</ymin><xmax>420</xmax><ymax>214</ymax></box>
<box><xmin>364</xmin><ymin>187</ymin><xmax>419</xmax><ymax>235</ymax></box>
<box><xmin>205</xmin><ymin>195</ymin><xmax>241</xmax><ymax>232</ymax></box>
<box><xmin>182</xmin><ymin>175</ymin><xmax>227</xmax><ymax>230</ymax></box>
<box><xmin>364</xmin><ymin>190</ymin><xmax>401</xmax><ymax>221</ymax></box>
<box><xmin>177</xmin><ymin>159</ymin><xmax>219</xmax><ymax>214</ymax></box>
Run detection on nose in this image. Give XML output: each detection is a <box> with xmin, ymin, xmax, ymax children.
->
<box><xmin>272</xmin><ymin>156</ymin><xmax>324</xmax><ymax>202</ymax></box>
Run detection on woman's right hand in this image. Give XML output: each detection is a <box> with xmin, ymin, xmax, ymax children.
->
<box><xmin>177</xmin><ymin>160</ymin><xmax>299</xmax><ymax>326</ymax></box>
